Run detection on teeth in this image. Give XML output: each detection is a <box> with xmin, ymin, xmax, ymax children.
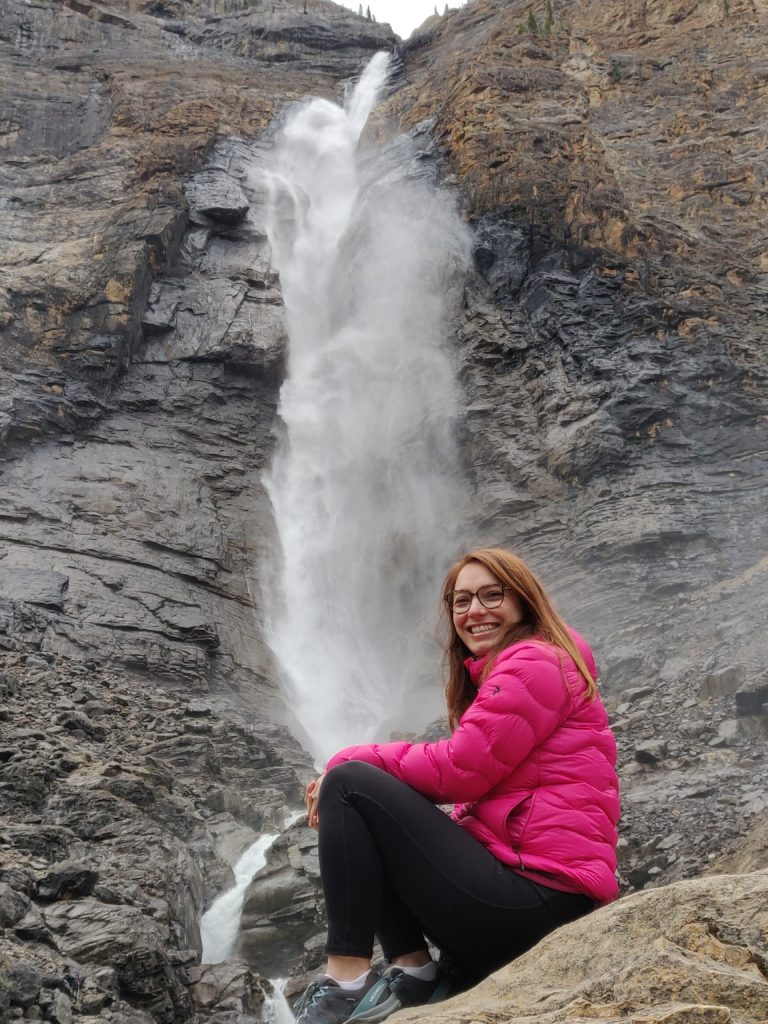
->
<box><xmin>470</xmin><ymin>624</ymin><xmax>498</xmax><ymax>634</ymax></box>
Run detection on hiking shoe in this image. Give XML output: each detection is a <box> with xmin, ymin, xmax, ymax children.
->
<box><xmin>293</xmin><ymin>972</ymin><xmax>381</xmax><ymax>1024</ymax></box>
<box><xmin>346</xmin><ymin>966</ymin><xmax>451</xmax><ymax>1024</ymax></box>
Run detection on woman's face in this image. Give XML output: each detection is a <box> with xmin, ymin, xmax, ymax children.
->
<box><xmin>452</xmin><ymin>562</ymin><xmax>524</xmax><ymax>660</ymax></box>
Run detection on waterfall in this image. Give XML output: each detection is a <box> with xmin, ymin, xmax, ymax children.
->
<box><xmin>259</xmin><ymin>53</ymin><xmax>471</xmax><ymax>763</ymax></box>
<box><xmin>200</xmin><ymin>832</ymin><xmax>279</xmax><ymax>964</ymax></box>
<box><xmin>264</xmin><ymin>980</ymin><xmax>296</xmax><ymax>1024</ymax></box>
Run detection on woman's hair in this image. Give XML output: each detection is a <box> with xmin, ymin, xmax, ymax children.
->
<box><xmin>441</xmin><ymin>547</ymin><xmax>597</xmax><ymax>729</ymax></box>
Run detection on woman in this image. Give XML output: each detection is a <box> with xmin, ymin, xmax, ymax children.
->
<box><xmin>295</xmin><ymin>548</ymin><xmax>619</xmax><ymax>1024</ymax></box>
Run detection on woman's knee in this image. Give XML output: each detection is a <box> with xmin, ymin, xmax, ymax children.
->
<box><xmin>319</xmin><ymin>760</ymin><xmax>385</xmax><ymax>805</ymax></box>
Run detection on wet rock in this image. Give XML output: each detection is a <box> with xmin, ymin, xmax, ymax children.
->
<box><xmin>239</xmin><ymin>823</ymin><xmax>325</xmax><ymax>977</ymax></box>
<box><xmin>37</xmin><ymin>861</ymin><xmax>98</xmax><ymax>901</ymax></box>
<box><xmin>185</xmin><ymin>170</ymin><xmax>249</xmax><ymax>227</ymax></box>
<box><xmin>634</xmin><ymin>740</ymin><xmax>668</xmax><ymax>766</ymax></box>
<box><xmin>0</xmin><ymin>882</ymin><xmax>30</xmax><ymax>927</ymax></box>
<box><xmin>4</xmin><ymin>964</ymin><xmax>41</xmax><ymax>1008</ymax></box>
<box><xmin>735</xmin><ymin>676</ymin><xmax>768</xmax><ymax>717</ymax></box>
<box><xmin>187</xmin><ymin>961</ymin><xmax>265</xmax><ymax>1016</ymax></box>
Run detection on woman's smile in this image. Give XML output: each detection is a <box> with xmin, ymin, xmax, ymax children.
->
<box><xmin>452</xmin><ymin>562</ymin><xmax>523</xmax><ymax>658</ymax></box>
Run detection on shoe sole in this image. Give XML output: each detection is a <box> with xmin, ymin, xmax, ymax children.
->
<box><xmin>347</xmin><ymin>977</ymin><xmax>452</xmax><ymax>1024</ymax></box>
<box><xmin>347</xmin><ymin>990</ymin><xmax>402</xmax><ymax>1024</ymax></box>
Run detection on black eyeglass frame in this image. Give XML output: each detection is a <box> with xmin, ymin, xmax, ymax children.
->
<box><xmin>445</xmin><ymin>584</ymin><xmax>514</xmax><ymax>613</ymax></box>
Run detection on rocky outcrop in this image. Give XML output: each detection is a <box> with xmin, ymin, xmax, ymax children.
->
<box><xmin>396</xmin><ymin>869</ymin><xmax>768</xmax><ymax>1024</ymax></box>
<box><xmin>238</xmin><ymin>821</ymin><xmax>325</xmax><ymax>980</ymax></box>
<box><xmin>0</xmin><ymin>650</ymin><xmax>311</xmax><ymax>1022</ymax></box>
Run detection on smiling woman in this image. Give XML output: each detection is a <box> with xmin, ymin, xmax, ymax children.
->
<box><xmin>448</xmin><ymin>564</ymin><xmax>524</xmax><ymax>657</ymax></box>
<box><xmin>293</xmin><ymin>547</ymin><xmax>620</xmax><ymax>1024</ymax></box>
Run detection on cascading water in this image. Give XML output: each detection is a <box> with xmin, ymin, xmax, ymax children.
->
<box><xmin>259</xmin><ymin>53</ymin><xmax>472</xmax><ymax>762</ymax></box>
<box><xmin>201</xmin><ymin>832</ymin><xmax>279</xmax><ymax>964</ymax></box>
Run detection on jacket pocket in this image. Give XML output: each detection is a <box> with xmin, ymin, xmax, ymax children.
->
<box><xmin>506</xmin><ymin>793</ymin><xmax>536</xmax><ymax>849</ymax></box>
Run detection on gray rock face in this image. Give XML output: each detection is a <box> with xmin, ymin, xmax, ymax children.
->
<box><xmin>0</xmin><ymin>0</ymin><xmax>394</xmax><ymax>709</ymax></box>
<box><xmin>0</xmin><ymin>652</ymin><xmax>311</xmax><ymax>1022</ymax></box>
<box><xmin>239</xmin><ymin>823</ymin><xmax>324</xmax><ymax>978</ymax></box>
<box><xmin>0</xmin><ymin>146</ymin><xmax>288</xmax><ymax>712</ymax></box>
<box><xmin>186</xmin><ymin>960</ymin><xmax>267</xmax><ymax>1018</ymax></box>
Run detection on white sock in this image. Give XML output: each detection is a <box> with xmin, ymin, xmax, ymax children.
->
<box><xmin>397</xmin><ymin>961</ymin><xmax>437</xmax><ymax>981</ymax></box>
<box><xmin>330</xmin><ymin>970</ymin><xmax>372</xmax><ymax>990</ymax></box>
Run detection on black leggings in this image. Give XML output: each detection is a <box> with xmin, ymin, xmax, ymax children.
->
<box><xmin>317</xmin><ymin>761</ymin><xmax>594</xmax><ymax>984</ymax></box>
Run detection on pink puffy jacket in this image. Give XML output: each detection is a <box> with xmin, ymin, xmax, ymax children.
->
<box><xmin>326</xmin><ymin>631</ymin><xmax>620</xmax><ymax>904</ymax></box>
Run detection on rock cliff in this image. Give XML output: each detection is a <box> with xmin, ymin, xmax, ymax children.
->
<box><xmin>2</xmin><ymin>0</ymin><xmax>768</xmax><ymax>1022</ymax></box>
<box><xmin>0</xmin><ymin>0</ymin><xmax>395</xmax><ymax>706</ymax></box>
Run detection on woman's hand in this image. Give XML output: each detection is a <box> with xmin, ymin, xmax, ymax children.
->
<box><xmin>304</xmin><ymin>773</ymin><xmax>326</xmax><ymax>830</ymax></box>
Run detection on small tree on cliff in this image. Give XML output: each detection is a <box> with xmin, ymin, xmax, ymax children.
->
<box><xmin>544</xmin><ymin>0</ymin><xmax>554</xmax><ymax>34</ymax></box>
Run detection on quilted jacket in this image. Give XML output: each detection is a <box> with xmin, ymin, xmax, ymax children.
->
<box><xmin>325</xmin><ymin>630</ymin><xmax>620</xmax><ymax>904</ymax></box>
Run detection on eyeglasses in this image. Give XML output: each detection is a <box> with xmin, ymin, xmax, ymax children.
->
<box><xmin>446</xmin><ymin>585</ymin><xmax>512</xmax><ymax>614</ymax></box>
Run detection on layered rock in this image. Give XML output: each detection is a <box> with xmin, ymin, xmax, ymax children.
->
<box><xmin>0</xmin><ymin>0</ymin><xmax>395</xmax><ymax>699</ymax></box>
<box><xmin>0</xmin><ymin>650</ymin><xmax>311</xmax><ymax>1022</ymax></box>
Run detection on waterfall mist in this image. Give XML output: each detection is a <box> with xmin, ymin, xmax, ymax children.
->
<box><xmin>258</xmin><ymin>53</ymin><xmax>472</xmax><ymax>762</ymax></box>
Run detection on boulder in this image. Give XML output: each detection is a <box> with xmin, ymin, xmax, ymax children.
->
<box><xmin>238</xmin><ymin>824</ymin><xmax>324</xmax><ymax>977</ymax></box>
<box><xmin>42</xmin><ymin>899</ymin><xmax>166</xmax><ymax>964</ymax></box>
<box><xmin>396</xmin><ymin>870</ymin><xmax>768</xmax><ymax>1024</ymax></box>
<box><xmin>3</xmin><ymin>963</ymin><xmax>41</xmax><ymax>1009</ymax></box>
<box><xmin>0</xmin><ymin>882</ymin><xmax>30</xmax><ymax>927</ymax></box>
<box><xmin>634</xmin><ymin>740</ymin><xmax>668</xmax><ymax>766</ymax></box>
<box><xmin>736</xmin><ymin>676</ymin><xmax>768</xmax><ymax>717</ymax></box>
<box><xmin>37</xmin><ymin>861</ymin><xmax>99</xmax><ymax>900</ymax></box>
<box><xmin>184</xmin><ymin>171</ymin><xmax>250</xmax><ymax>227</ymax></box>
<box><xmin>187</xmin><ymin>961</ymin><xmax>266</xmax><ymax>1016</ymax></box>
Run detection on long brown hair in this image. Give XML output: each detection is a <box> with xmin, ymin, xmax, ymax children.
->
<box><xmin>441</xmin><ymin>547</ymin><xmax>597</xmax><ymax>729</ymax></box>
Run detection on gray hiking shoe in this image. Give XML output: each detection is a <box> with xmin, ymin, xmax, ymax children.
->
<box><xmin>346</xmin><ymin>966</ymin><xmax>451</xmax><ymax>1024</ymax></box>
<box><xmin>293</xmin><ymin>972</ymin><xmax>380</xmax><ymax>1024</ymax></box>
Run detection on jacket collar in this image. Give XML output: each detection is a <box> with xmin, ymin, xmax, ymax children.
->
<box><xmin>465</xmin><ymin>653</ymin><xmax>490</xmax><ymax>686</ymax></box>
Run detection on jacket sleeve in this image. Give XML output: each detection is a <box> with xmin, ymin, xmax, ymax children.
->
<box><xmin>325</xmin><ymin>644</ymin><xmax>574</xmax><ymax>804</ymax></box>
